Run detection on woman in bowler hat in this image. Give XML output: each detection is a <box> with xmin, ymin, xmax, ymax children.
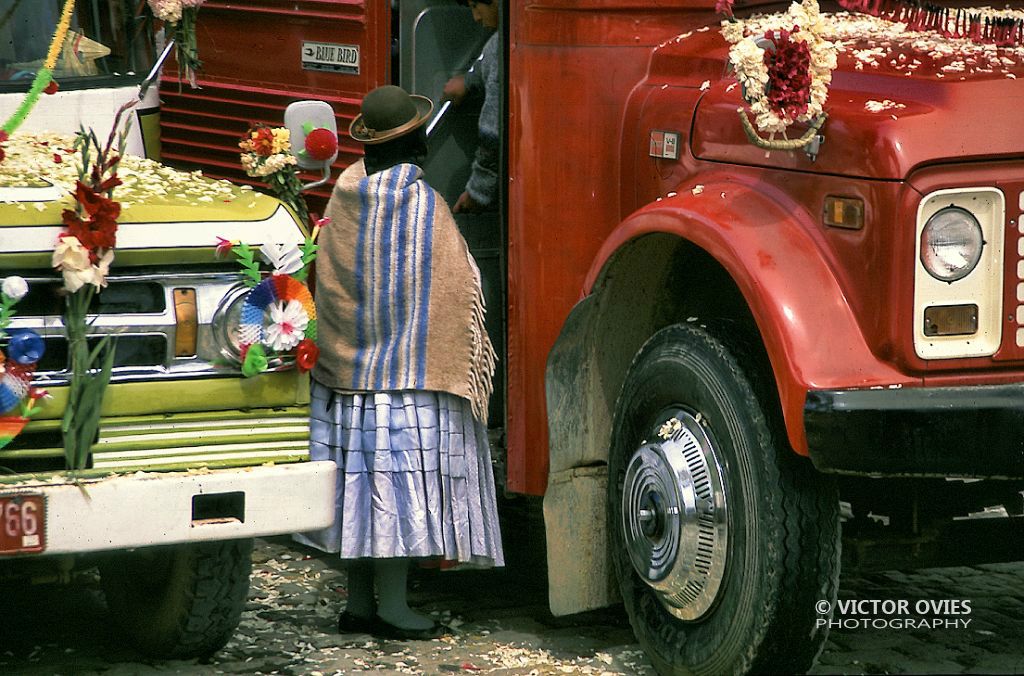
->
<box><xmin>295</xmin><ymin>85</ymin><xmax>504</xmax><ymax>639</ymax></box>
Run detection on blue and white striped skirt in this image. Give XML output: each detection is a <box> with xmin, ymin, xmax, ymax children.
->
<box><xmin>294</xmin><ymin>378</ymin><xmax>504</xmax><ymax>567</ymax></box>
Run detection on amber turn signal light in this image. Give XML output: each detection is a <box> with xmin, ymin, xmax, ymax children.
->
<box><xmin>174</xmin><ymin>288</ymin><xmax>198</xmax><ymax>357</ymax></box>
<box><xmin>923</xmin><ymin>304</ymin><xmax>978</xmax><ymax>337</ymax></box>
<box><xmin>823</xmin><ymin>196</ymin><xmax>865</xmax><ymax>230</ymax></box>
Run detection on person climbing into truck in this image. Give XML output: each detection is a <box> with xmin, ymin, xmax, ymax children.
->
<box><xmin>443</xmin><ymin>0</ymin><xmax>500</xmax><ymax>214</ymax></box>
<box><xmin>295</xmin><ymin>84</ymin><xmax>504</xmax><ymax>640</ymax></box>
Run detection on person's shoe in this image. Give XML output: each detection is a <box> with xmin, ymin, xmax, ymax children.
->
<box><xmin>337</xmin><ymin>611</ymin><xmax>377</xmax><ymax>635</ymax></box>
<box><xmin>372</xmin><ymin>616</ymin><xmax>450</xmax><ymax>640</ymax></box>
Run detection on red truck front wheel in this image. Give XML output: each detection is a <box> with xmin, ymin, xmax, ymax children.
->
<box><xmin>609</xmin><ymin>323</ymin><xmax>840</xmax><ymax>675</ymax></box>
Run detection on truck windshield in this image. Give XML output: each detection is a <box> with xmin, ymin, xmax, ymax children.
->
<box><xmin>0</xmin><ymin>0</ymin><xmax>153</xmax><ymax>90</ymax></box>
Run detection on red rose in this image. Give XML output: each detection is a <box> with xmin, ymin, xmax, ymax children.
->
<box><xmin>295</xmin><ymin>338</ymin><xmax>319</xmax><ymax>372</ymax></box>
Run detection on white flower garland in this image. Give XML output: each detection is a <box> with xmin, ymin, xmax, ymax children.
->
<box><xmin>723</xmin><ymin>0</ymin><xmax>840</xmax><ymax>136</ymax></box>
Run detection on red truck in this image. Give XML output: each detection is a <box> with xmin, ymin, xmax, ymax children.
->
<box><xmin>155</xmin><ymin>0</ymin><xmax>1024</xmax><ymax>672</ymax></box>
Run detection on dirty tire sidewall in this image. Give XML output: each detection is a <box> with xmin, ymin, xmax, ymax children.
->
<box><xmin>100</xmin><ymin>538</ymin><xmax>254</xmax><ymax>660</ymax></box>
<box><xmin>608</xmin><ymin>324</ymin><xmax>839</xmax><ymax>676</ymax></box>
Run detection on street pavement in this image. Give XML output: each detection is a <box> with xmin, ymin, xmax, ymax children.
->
<box><xmin>1</xmin><ymin>506</ymin><xmax>1022</xmax><ymax>675</ymax></box>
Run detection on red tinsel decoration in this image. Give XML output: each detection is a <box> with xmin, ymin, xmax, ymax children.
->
<box><xmin>837</xmin><ymin>0</ymin><xmax>1024</xmax><ymax>47</ymax></box>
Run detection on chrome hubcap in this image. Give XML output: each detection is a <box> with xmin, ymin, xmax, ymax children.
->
<box><xmin>621</xmin><ymin>409</ymin><xmax>728</xmax><ymax>620</ymax></box>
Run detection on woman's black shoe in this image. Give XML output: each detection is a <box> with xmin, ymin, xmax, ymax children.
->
<box><xmin>372</xmin><ymin>616</ymin><xmax>450</xmax><ymax>640</ymax></box>
<box><xmin>338</xmin><ymin>611</ymin><xmax>449</xmax><ymax>640</ymax></box>
<box><xmin>337</xmin><ymin>611</ymin><xmax>377</xmax><ymax>635</ymax></box>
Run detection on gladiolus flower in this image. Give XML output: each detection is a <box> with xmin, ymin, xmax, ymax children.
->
<box><xmin>52</xmin><ymin>236</ymin><xmax>92</xmax><ymax>272</ymax></box>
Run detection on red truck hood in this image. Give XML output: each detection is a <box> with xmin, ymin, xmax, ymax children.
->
<box><xmin>689</xmin><ymin>14</ymin><xmax>1024</xmax><ymax>179</ymax></box>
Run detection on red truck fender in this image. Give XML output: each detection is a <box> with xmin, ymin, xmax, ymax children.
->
<box><xmin>584</xmin><ymin>176</ymin><xmax>916</xmax><ymax>457</ymax></box>
<box><xmin>543</xmin><ymin>176</ymin><xmax>916</xmax><ymax>616</ymax></box>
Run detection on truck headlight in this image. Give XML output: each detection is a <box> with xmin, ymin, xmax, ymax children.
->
<box><xmin>920</xmin><ymin>206</ymin><xmax>983</xmax><ymax>282</ymax></box>
<box><xmin>211</xmin><ymin>284</ymin><xmax>250</xmax><ymax>361</ymax></box>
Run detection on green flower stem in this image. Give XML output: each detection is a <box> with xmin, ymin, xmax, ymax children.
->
<box><xmin>62</xmin><ymin>287</ymin><xmax>117</xmax><ymax>471</ymax></box>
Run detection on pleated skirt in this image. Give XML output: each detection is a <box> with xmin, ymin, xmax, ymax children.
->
<box><xmin>294</xmin><ymin>378</ymin><xmax>504</xmax><ymax>567</ymax></box>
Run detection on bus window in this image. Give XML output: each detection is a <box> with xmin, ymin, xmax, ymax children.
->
<box><xmin>0</xmin><ymin>0</ymin><xmax>154</xmax><ymax>89</ymax></box>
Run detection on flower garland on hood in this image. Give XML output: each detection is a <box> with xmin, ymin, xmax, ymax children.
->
<box><xmin>722</xmin><ymin>0</ymin><xmax>840</xmax><ymax>137</ymax></box>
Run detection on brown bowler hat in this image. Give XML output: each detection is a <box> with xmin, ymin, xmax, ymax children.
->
<box><xmin>349</xmin><ymin>85</ymin><xmax>433</xmax><ymax>145</ymax></box>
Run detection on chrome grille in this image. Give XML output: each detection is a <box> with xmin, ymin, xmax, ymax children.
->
<box><xmin>4</xmin><ymin>270</ymin><xmax>244</xmax><ymax>385</ymax></box>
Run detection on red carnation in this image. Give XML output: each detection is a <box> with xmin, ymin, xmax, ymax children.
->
<box><xmin>296</xmin><ymin>338</ymin><xmax>319</xmax><ymax>372</ymax></box>
<box><xmin>305</xmin><ymin>128</ymin><xmax>338</xmax><ymax>162</ymax></box>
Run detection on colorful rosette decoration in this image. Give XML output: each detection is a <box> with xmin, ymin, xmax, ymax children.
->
<box><xmin>0</xmin><ymin>276</ymin><xmax>48</xmax><ymax>450</ymax></box>
<box><xmin>238</xmin><ymin>274</ymin><xmax>318</xmax><ymax>377</ymax></box>
<box><xmin>216</xmin><ymin>226</ymin><xmax>323</xmax><ymax>377</ymax></box>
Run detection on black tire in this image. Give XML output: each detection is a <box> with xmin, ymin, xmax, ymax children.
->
<box><xmin>608</xmin><ymin>323</ymin><xmax>840</xmax><ymax>675</ymax></box>
<box><xmin>99</xmin><ymin>538</ymin><xmax>253</xmax><ymax>659</ymax></box>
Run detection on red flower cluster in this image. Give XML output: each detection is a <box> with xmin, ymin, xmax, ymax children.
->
<box><xmin>61</xmin><ymin>179</ymin><xmax>122</xmax><ymax>261</ymax></box>
<box><xmin>763</xmin><ymin>28</ymin><xmax>812</xmax><ymax>121</ymax></box>
<box><xmin>250</xmin><ymin>126</ymin><xmax>275</xmax><ymax>156</ymax></box>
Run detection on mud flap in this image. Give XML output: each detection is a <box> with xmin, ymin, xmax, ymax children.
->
<box><xmin>544</xmin><ymin>465</ymin><xmax>619</xmax><ymax>615</ymax></box>
<box><xmin>544</xmin><ymin>295</ymin><xmax>619</xmax><ymax>615</ymax></box>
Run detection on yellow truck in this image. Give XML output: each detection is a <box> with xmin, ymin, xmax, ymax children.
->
<box><xmin>0</xmin><ymin>1</ymin><xmax>334</xmax><ymax>659</ymax></box>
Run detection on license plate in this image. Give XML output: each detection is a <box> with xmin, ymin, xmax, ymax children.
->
<box><xmin>0</xmin><ymin>494</ymin><xmax>45</xmax><ymax>555</ymax></box>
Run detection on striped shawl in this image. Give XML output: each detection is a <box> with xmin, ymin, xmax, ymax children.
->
<box><xmin>313</xmin><ymin>160</ymin><xmax>496</xmax><ymax>422</ymax></box>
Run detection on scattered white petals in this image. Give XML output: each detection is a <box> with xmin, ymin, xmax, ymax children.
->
<box><xmin>700</xmin><ymin>80</ymin><xmax>711</xmax><ymax>91</ymax></box>
<box><xmin>864</xmin><ymin>99</ymin><xmax>906</xmax><ymax>113</ymax></box>
<box><xmin>691</xmin><ymin>185</ymin><xmax>704</xmax><ymax>195</ymax></box>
